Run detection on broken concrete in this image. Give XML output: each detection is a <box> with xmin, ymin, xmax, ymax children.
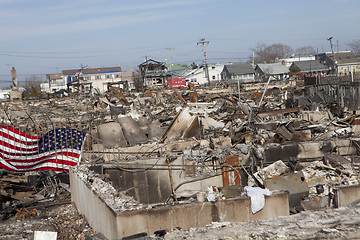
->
<box><xmin>70</xmin><ymin>167</ymin><xmax>289</xmax><ymax>239</ymax></box>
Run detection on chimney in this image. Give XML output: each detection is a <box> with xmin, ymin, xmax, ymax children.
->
<box><xmin>11</xmin><ymin>67</ymin><xmax>18</xmax><ymax>90</ymax></box>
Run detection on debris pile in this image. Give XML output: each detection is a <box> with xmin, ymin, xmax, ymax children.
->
<box><xmin>75</xmin><ymin>166</ymin><xmax>141</xmax><ymax>211</ymax></box>
<box><xmin>1</xmin><ymin>78</ymin><xmax>360</xmax><ymax>238</ymax></box>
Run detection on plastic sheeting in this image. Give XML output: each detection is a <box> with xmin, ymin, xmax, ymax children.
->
<box><xmin>244</xmin><ymin>186</ymin><xmax>272</xmax><ymax>214</ymax></box>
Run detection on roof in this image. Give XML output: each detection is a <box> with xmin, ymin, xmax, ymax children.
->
<box><xmin>256</xmin><ymin>63</ymin><xmax>289</xmax><ymax>75</ymax></box>
<box><xmin>224</xmin><ymin>63</ymin><xmax>255</xmax><ymax>75</ymax></box>
<box><xmin>324</xmin><ymin>51</ymin><xmax>360</xmax><ymax>65</ymax></box>
<box><xmin>168</xmin><ymin>67</ymin><xmax>194</xmax><ymax>78</ymax></box>
<box><xmin>62</xmin><ymin>67</ymin><xmax>122</xmax><ymax>76</ymax></box>
<box><xmin>46</xmin><ymin>73</ymin><xmax>62</xmax><ymax>79</ymax></box>
<box><xmin>139</xmin><ymin>59</ymin><xmax>166</xmax><ymax>67</ymax></box>
<box><xmin>291</xmin><ymin>60</ymin><xmax>328</xmax><ymax>72</ymax></box>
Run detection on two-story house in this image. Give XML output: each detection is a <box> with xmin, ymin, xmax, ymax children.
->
<box><xmin>63</xmin><ymin>66</ymin><xmax>122</xmax><ymax>93</ymax></box>
<box><xmin>316</xmin><ymin>51</ymin><xmax>360</xmax><ymax>76</ymax></box>
<box><xmin>139</xmin><ymin>59</ymin><xmax>171</xmax><ymax>88</ymax></box>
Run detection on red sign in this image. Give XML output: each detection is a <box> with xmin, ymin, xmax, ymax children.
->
<box><xmin>167</xmin><ymin>78</ymin><xmax>187</xmax><ymax>89</ymax></box>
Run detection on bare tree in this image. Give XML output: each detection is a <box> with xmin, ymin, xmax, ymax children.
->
<box><xmin>296</xmin><ymin>46</ymin><xmax>316</xmax><ymax>56</ymax></box>
<box><xmin>347</xmin><ymin>39</ymin><xmax>360</xmax><ymax>56</ymax></box>
<box><xmin>21</xmin><ymin>75</ymin><xmax>42</xmax><ymax>98</ymax></box>
<box><xmin>251</xmin><ymin>42</ymin><xmax>293</xmax><ymax>64</ymax></box>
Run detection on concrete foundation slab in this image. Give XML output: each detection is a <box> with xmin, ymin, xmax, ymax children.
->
<box><xmin>70</xmin><ymin>168</ymin><xmax>289</xmax><ymax>240</ymax></box>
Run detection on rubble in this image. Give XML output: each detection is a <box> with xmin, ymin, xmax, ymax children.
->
<box><xmin>164</xmin><ymin>206</ymin><xmax>360</xmax><ymax>239</ymax></box>
<box><xmin>1</xmin><ymin>77</ymin><xmax>360</xmax><ymax>239</ymax></box>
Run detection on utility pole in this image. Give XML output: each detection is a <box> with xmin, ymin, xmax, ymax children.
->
<box><xmin>328</xmin><ymin>37</ymin><xmax>337</xmax><ymax>75</ymax></box>
<box><xmin>165</xmin><ymin>48</ymin><xmax>175</xmax><ymax>70</ymax></box>
<box><xmin>197</xmin><ymin>38</ymin><xmax>210</xmax><ymax>86</ymax></box>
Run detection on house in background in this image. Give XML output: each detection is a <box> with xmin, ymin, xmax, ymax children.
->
<box><xmin>279</xmin><ymin>56</ymin><xmax>316</xmax><ymax>68</ymax></box>
<box><xmin>316</xmin><ymin>51</ymin><xmax>360</xmax><ymax>75</ymax></box>
<box><xmin>221</xmin><ymin>63</ymin><xmax>255</xmax><ymax>83</ymax></box>
<box><xmin>255</xmin><ymin>63</ymin><xmax>289</xmax><ymax>80</ymax></box>
<box><xmin>139</xmin><ymin>59</ymin><xmax>171</xmax><ymax>88</ymax></box>
<box><xmin>119</xmin><ymin>71</ymin><xmax>141</xmax><ymax>91</ymax></box>
<box><xmin>41</xmin><ymin>68</ymin><xmax>142</xmax><ymax>94</ymax></box>
<box><xmin>63</xmin><ymin>66</ymin><xmax>122</xmax><ymax>94</ymax></box>
<box><xmin>289</xmin><ymin>60</ymin><xmax>328</xmax><ymax>78</ymax></box>
<box><xmin>185</xmin><ymin>64</ymin><xmax>224</xmax><ymax>85</ymax></box>
<box><xmin>41</xmin><ymin>73</ymin><xmax>65</xmax><ymax>93</ymax></box>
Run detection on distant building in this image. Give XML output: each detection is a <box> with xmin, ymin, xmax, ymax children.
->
<box><xmin>119</xmin><ymin>71</ymin><xmax>141</xmax><ymax>91</ymax></box>
<box><xmin>316</xmin><ymin>51</ymin><xmax>360</xmax><ymax>75</ymax></box>
<box><xmin>221</xmin><ymin>63</ymin><xmax>255</xmax><ymax>83</ymax></box>
<box><xmin>289</xmin><ymin>60</ymin><xmax>328</xmax><ymax>78</ymax></box>
<box><xmin>255</xmin><ymin>63</ymin><xmax>290</xmax><ymax>80</ymax></box>
<box><xmin>0</xmin><ymin>89</ymin><xmax>11</xmax><ymax>100</ymax></box>
<box><xmin>41</xmin><ymin>67</ymin><xmax>142</xmax><ymax>94</ymax></box>
<box><xmin>0</xmin><ymin>87</ymin><xmax>25</xmax><ymax>100</ymax></box>
<box><xmin>139</xmin><ymin>59</ymin><xmax>171</xmax><ymax>88</ymax></box>
<box><xmin>41</xmin><ymin>73</ymin><xmax>65</xmax><ymax>93</ymax></box>
<box><xmin>63</xmin><ymin>66</ymin><xmax>122</xmax><ymax>93</ymax></box>
<box><xmin>184</xmin><ymin>64</ymin><xmax>224</xmax><ymax>85</ymax></box>
<box><xmin>279</xmin><ymin>56</ymin><xmax>316</xmax><ymax>68</ymax></box>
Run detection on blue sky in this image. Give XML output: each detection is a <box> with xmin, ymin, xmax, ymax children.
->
<box><xmin>0</xmin><ymin>0</ymin><xmax>359</xmax><ymax>86</ymax></box>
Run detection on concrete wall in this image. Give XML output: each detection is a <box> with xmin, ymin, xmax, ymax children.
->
<box><xmin>90</xmin><ymin>157</ymin><xmax>223</xmax><ymax>204</ymax></box>
<box><xmin>70</xmin><ymin>168</ymin><xmax>289</xmax><ymax>239</ymax></box>
<box><xmin>334</xmin><ymin>185</ymin><xmax>360</xmax><ymax>207</ymax></box>
<box><xmin>69</xmin><ymin>168</ymin><xmax>118</xmax><ymax>239</ymax></box>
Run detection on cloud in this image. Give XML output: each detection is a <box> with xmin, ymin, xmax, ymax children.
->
<box><xmin>0</xmin><ymin>0</ymin><xmax>211</xmax><ymax>40</ymax></box>
<box><xmin>0</xmin><ymin>8</ymin><xmax>196</xmax><ymax>40</ymax></box>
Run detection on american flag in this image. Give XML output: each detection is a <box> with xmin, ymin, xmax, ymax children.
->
<box><xmin>0</xmin><ymin>126</ymin><xmax>86</xmax><ymax>172</ymax></box>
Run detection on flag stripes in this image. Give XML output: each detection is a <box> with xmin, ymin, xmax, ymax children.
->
<box><xmin>0</xmin><ymin>126</ymin><xmax>86</xmax><ymax>172</ymax></box>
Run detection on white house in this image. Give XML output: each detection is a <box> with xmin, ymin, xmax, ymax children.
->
<box><xmin>62</xmin><ymin>67</ymin><xmax>122</xmax><ymax>94</ymax></box>
<box><xmin>186</xmin><ymin>64</ymin><xmax>225</xmax><ymax>85</ymax></box>
<box><xmin>279</xmin><ymin>56</ymin><xmax>316</xmax><ymax>68</ymax></box>
<box><xmin>41</xmin><ymin>73</ymin><xmax>66</xmax><ymax>93</ymax></box>
<box><xmin>42</xmin><ymin>68</ymin><xmax>141</xmax><ymax>94</ymax></box>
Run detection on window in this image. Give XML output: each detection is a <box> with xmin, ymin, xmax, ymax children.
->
<box><xmin>115</xmin><ymin>74</ymin><xmax>119</xmax><ymax>78</ymax></box>
<box><xmin>212</xmin><ymin>76</ymin><xmax>216</xmax><ymax>80</ymax></box>
<box><xmin>106</xmin><ymin>75</ymin><xmax>110</xmax><ymax>79</ymax></box>
<box><xmin>96</xmin><ymin>75</ymin><xmax>100</xmax><ymax>80</ymax></box>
